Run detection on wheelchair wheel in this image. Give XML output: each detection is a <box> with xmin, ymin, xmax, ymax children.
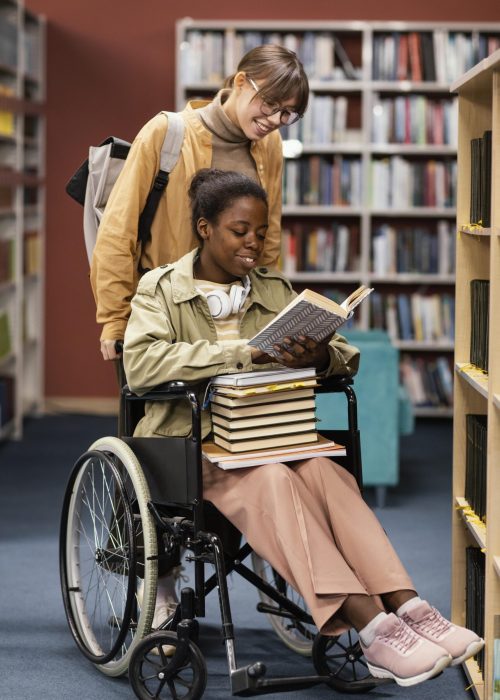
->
<box><xmin>60</xmin><ymin>436</ymin><xmax>158</xmax><ymax>677</ymax></box>
<box><xmin>251</xmin><ymin>553</ymin><xmax>315</xmax><ymax>656</ymax></box>
<box><xmin>129</xmin><ymin>631</ymin><xmax>207</xmax><ymax>700</ymax></box>
<box><xmin>313</xmin><ymin>631</ymin><xmax>380</xmax><ymax>692</ymax></box>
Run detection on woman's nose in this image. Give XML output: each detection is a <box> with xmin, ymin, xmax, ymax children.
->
<box><xmin>267</xmin><ymin>111</ymin><xmax>282</xmax><ymax>127</ymax></box>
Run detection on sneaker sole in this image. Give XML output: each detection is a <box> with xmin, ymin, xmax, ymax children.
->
<box><xmin>366</xmin><ymin>654</ymin><xmax>451</xmax><ymax>687</ymax></box>
<box><xmin>450</xmin><ymin>639</ymin><xmax>485</xmax><ymax>666</ymax></box>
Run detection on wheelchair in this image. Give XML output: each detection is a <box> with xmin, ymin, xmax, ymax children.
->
<box><xmin>59</xmin><ymin>373</ymin><xmax>391</xmax><ymax>699</ymax></box>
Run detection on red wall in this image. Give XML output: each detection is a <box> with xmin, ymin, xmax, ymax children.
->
<box><xmin>25</xmin><ymin>0</ymin><xmax>500</xmax><ymax>399</ymax></box>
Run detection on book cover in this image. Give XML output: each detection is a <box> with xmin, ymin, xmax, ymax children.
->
<box><xmin>203</xmin><ymin>434</ymin><xmax>343</xmax><ymax>468</ymax></box>
<box><xmin>248</xmin><ymin>286</ymin><xmax>373</xmax><ymax>357</ymax></box>
<box><xmin>211</xmin><ymin>378</ymin><xmax>318</xmax><ymax>399</ymax></box>
<box><xmin>212</xmin><ymin>409</ymin><xmax>316</xmax><ymax>432</ymax></box>
<box><xmin>210</xmin><ymin>367</ymin><xmax>316</xmax><ymax>388</ymax></box>
<box><xmin>213</xmin><ymin>430</ymin><xmax>319</xmax><ymax>454</ymax></box>
<box><xmin>213</xmin><ymin>418</ymin><xmax>318</xmax><ymax>442</ymax></box>
<box><xmin>210</xmin><ymin>387</ymin><xmax>315</xmax><ymax>409</ymax></box>
<box><xmin>211</xmin><ymin>397</ymin><xmax>316</xmax><ymax>420</ymax></box>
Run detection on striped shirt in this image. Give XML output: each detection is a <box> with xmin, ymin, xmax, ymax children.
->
<box><xmin>195</xmin><ymin>279</ymin><xmax>247</xmax><ymax>340</ymax></box>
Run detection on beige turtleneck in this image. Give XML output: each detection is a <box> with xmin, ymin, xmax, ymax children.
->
<box><xmin>197</xmin><ymin>90</ymin><xmax>258</xmax><ymax>182</ymax></box>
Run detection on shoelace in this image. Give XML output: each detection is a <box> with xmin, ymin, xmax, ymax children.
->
<box><xmin>411</xmin><ymin>608</ymin><xmax>451</xmax><ymax>638</ymax></box>
<box><xmin>383</xmin><ymin>619</ymin><xmax>420</xmax><ymax>653</ymax></box>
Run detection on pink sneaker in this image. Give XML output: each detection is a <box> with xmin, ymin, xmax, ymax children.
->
<box><xmin>360</xmin><ymin>613</ymin><xmax>451</xmax><ymax>687</ymax></box>
<box><xmin>401</xmin><ymin>601</ymin><xmax>484</xmax><ymax>666</ymax></box>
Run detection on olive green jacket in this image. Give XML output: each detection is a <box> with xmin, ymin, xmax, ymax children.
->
<box><xmin>123</xmin><ymin>249</ymin><xmax>360</xmax><ymax>439</ymax></box>
<box><xmin>90</xmin><ymin>100</ymin><xmax>283</xmax><ymax>342</ymax></box>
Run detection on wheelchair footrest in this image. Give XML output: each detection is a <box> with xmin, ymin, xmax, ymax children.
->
<box><xmin>230</xmin><ymin>664</ymin><xmax>327</xmax><ymax>696</ymax></box>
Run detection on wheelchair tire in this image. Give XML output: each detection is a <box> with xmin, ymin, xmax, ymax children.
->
<box><xmin>251</xmin><ymin>553</ymin><xmax>315</xmax><ymax>657</ymax></box>
<box><xmin>312</xmin><ymin>630</ymin><xmax>381</xmax><ymax>692</ymax></box>
<box><xmin>129</xmin><ymin>631</ymin><xmax>207</xmax><ymax>700</ymax></box>
<box><xmin>60</xmin><ymin>436</ymin><xmax>158</xmax><ymax>677</ymax></box>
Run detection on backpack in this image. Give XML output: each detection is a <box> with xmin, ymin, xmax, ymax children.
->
<box><xmin>65</xmin><ymin>111</ymin><xmax>185</xmax><ymax>264</ymax></box>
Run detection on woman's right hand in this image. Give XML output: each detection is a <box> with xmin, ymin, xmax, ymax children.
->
<box><xmin>100</xmin><ymin>339</ymin><xmax>123</xmax><ymax>361</ymax></box>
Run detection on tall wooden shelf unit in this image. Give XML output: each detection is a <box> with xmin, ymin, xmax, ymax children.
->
<box><xmin>176</xmin><ymin>18</ymin><xmax>500</xmax><ymax>418</ymax></box>
<box><xmin>0</xmin><ymin>0</ymin><xmax>45</xmax><ymax>440</ymax></box>
<box><xmin>451</xmin><ymin>49</ymin><xmax>500</xmax><ymax>700</ymax></box>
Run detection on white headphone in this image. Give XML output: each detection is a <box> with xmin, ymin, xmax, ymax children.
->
<box><xmin>202</xmin><ymin>276</ymin><xmax>251</xmax><ymax>320</ymax></box>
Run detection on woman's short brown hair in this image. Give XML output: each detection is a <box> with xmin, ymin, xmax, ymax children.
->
<box><xmin>224</xmin><ymin>44</ymin><xmax>309</xmax><ymax>116</ymax></box>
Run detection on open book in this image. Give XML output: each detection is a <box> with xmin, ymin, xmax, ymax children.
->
<box><xmin>248</xmin><ymin>286</ymin><xmax>374</xmax><ymax>356</ymax></box>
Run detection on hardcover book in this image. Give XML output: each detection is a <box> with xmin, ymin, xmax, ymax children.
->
<box><xmin>248</xmin><ymin>286</ymin><xmax>373</xmax><ymax>357</ymax></box>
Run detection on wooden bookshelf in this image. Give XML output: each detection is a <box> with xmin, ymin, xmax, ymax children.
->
<box><xmin>0</xmin><ymin>0</ymin><xmax>45</xmax><ymax>440</ymax></box>
<box><xmin>451</xmin><ymin>48</ymin><xmax>500</xmax><ymax>700</ymax></box>
<box><xmin>176</xmin><ymin>19</ymin><xmax>500</xmax><ymax>418</ymax></box>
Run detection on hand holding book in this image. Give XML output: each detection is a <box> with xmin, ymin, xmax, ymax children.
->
<box><xmin>248</xmin><ymin>285</ymin><xmax>374</xmax><ymax>359</ymax></box>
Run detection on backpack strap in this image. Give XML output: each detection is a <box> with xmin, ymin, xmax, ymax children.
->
<box><xmin>137</xmin><ymin>111</ymin><xmax>185</xmax><ymax>252</ymax></box>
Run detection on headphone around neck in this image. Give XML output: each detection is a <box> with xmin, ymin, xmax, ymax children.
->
<box><xmin>200</xmin><ymin>276</ymin><xmax>251</xmax><ymax>320</ymax></box>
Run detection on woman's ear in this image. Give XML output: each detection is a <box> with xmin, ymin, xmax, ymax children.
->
<box><xmin>197</xmin><ymin>217</ymin><xmax>210</xmax><ymax>241</ymax></box>
<box><xmin>233</xmin><ymin>71</ymin><xmax>247</xmax><ymax>91</ymax></box>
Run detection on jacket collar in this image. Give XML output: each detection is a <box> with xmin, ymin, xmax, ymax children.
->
<box><xmin>169</xmin><ymin>249</ymin><xmax>282</xmax><ymax>314</ymax></box>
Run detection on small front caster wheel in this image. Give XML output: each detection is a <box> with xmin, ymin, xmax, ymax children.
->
<box><xmin>129</xmin><ymin>631</ymin><xmax>207</xmax><ymax>700</ymax></box>
<box><xmin>313</xmin><ymin>631</ymin><xmax>390</xmax><ymax>693</ymax></box>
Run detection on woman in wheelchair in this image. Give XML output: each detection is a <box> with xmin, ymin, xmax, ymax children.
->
<box><xmin>122</xmin><ymin>168</ymin><xmax>483</xmax><ymax>689</ymax></box>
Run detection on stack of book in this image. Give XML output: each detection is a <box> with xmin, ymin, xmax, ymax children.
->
<box><xmin>202</xmin><ymin>367</ymin><xmax>345</xmax><ymax>469</ymax></box>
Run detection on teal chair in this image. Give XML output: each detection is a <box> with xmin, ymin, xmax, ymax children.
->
<box><xmin>317</xmin><ymin>330</ymin><xmax>414</xmax><ymax>507</ymax></box>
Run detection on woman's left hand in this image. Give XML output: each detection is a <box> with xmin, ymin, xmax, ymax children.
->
<box><xmin>272</xmin><ymin>335</ymin><xmax>330</xmax><ymax>370</ymax></box>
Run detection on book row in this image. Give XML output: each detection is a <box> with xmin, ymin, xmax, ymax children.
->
<box><xmin>371</xmin><ymin>94</ymin><xmax>458</xmax><ymax>146</ymax></box>
<box><xmin>0</xmin><ymin>233</ymin><xmax>40</xmax><ymax>283</ymax></box>
<box><xmin>0</xmin><ymin>11</ymin><xmax>41</xmax><ymax>82</ymax></box>
<box><xmin>180</xmin><ymin>30</ymin><xmax>360</xmax><ymax>84</ymax></box>
<box><xmin>371</xmin><ymin>220</ymin><xmax>455</xmax><ymax>276</ymax></box>
<box><xmin>280</xmin><ymin>223</ymin><xmax>360</xmax><ymax>275</ymax></box>
<box><xmin>465</xmin><ymin>414</ymin><xmax>487</xmax><ymax>523</ymax></box>
<box><xmin>280</xmin><ymin>94</ymin><xmax>355</xmax><ymax>144</ymax></box>
<box><xmin>372</xmin><ymin>30</ymin><xmax>500</xmax><ymax>83</ymax></box>
<box><xmin>283</xmin><ymin>156</ymin><xmax>362</xmax><ymax>207</ymax></box>
<box><xmin>470</xmin><ymin>279</ymin><xmax>489</xmax><ymax>373</ymax></box>
<box><xmin>180</xmin><ymin>28</ymin><xmax>500</xmax><ymax>87</ymax></box>
<box><xmin>465</xmin><ymin>546</ymin><xmax>485</xmax><ymax>673</ymax></box>
<box><xmin>399</xmin><ymin>354</ymin><xmax>453</xmax><ymax>408</ymax></box>
<box><xmin>371</xmin><ymin>291</ymin><xmax>455</xmax><ymax>343</ymax></box>
<box><xmin>371</xmin><ymin>157</ymin><xmax>456</xmax><ymax>209</ymax></box>
<box><xmin>0</xmin><ymin>374</ymin><xmax>14</xmax><ymax>428</ymax></box>
<box><xmin>470</xmin><ymin>130</ymin><xmax>492</xmax><ymax>228</ymax></box>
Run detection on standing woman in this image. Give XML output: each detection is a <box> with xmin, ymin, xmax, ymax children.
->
<box><xmin>91</xmin><ymin>44</ymin><xmax>309</xmax><ymax>361</ymax></box>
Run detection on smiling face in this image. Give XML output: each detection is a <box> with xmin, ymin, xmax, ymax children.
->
<box><xmin>223</xmin><ymin>72</ymin><xmax>300</xmax><ymax>141</ymax></box>
<box><xmin>195</xmin><ymin>195</ymin><xmax>268</xmax><ymax>283</ymax></box>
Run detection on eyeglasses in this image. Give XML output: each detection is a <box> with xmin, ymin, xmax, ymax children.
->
<box><xmin>246</xmin><ymin>76</ymin><xmax>302</xmax><ymax>126</ymax></box>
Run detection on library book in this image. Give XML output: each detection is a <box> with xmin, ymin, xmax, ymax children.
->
<box><xmin>248</xmin><ymin>286</ymin><xmax>373</xmax><ymax>357</ymax></box>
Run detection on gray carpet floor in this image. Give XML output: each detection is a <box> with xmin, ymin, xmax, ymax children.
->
<box><xmin>0</xmin><ymin>415</ymin><xmax>474</xmax><ymax>700</ymax></box>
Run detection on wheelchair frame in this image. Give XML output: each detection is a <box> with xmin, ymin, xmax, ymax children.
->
<box><xmin>60</xmin><ymin>374</ymin><xmax>390</xmax><ymax>699</ymax></box>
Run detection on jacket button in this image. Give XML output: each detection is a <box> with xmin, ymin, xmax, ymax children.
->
<box><xmin>259</xmin><ymin>267</ymin><xmax>268</xmax><ymax>273</ymax></box>
<box><xmin>236</xmin><ymin>362</ymin><xmax>243</xmax><ymax>369</ymax></box>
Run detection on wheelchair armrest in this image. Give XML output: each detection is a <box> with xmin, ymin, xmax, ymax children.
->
<box><xmin>316</xmin><ymin>374</ymin><xmax>354</xmax><ymax>394</ymax></box>
<box><xmin>122</xmin><ymin>380</ymin><xmax>203</xmax><ymax>403</ymax></box>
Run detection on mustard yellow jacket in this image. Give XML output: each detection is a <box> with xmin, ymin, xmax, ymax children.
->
<box><xmin>123</xmin><ymin>250</ymin><xmax>360</xmax><ymax>439</ymax></box>
<box><xmin>90</xmin><ymin>101</ymin><xmax>284</xmax><ymax>342</ymax></box>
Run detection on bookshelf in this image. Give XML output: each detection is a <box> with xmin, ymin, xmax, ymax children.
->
<box><xmin>451</xmin><ymin>49</ymin><xmax>500</xmax><ymax>699</ymax></box>
<box><xmin>0</xmin><ymin>0</ymin><xmax>45</xmax><ymax>440</ymax></box>
<box><xmin>176</xmin><ymin>19</ymin><xmax>500</xmax><ymax>418</ymax></box>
